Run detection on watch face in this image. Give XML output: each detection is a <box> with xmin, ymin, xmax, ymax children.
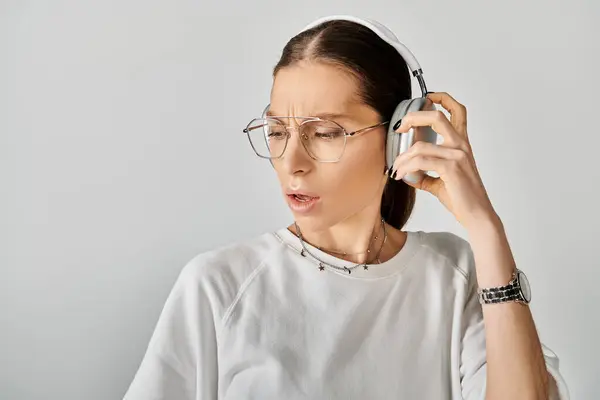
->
<box><xmin>518</xmin><ymin>270</ymin><xmax>531</xmax><ymax>302</ymax></box>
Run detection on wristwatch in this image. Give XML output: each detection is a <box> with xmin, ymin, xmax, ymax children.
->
<box><xmin>477</xmin><ymin>269</ymin><xmax>531</xmax><ymax>305</ymax></box>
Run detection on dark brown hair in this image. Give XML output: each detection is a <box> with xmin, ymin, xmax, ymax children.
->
<box><xmin>272</xmin><ymin>20</ymin><xmax>415</xmax><ymax>229</ymax></box>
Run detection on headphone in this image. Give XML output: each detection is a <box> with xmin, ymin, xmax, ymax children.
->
<box><xmin>264</xmin><ymin>15</ymin><xmax>437</xmax><ymax>180</ymax></box>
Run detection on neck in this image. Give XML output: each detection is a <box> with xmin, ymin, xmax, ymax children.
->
<box><xmin>290</xmin><ymin>204</ymin><xmax>391</xmax><ymax>264</ymax></box>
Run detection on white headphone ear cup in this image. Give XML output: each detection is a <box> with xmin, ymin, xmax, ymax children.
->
<box><xmin>386</xmin><ymin>97</ymin><xmax>427</xmax><ymax>169</ymax></box>
<box><xmin>386</xmin><ymin>97</ymin><xmax>439</xmax><ymax>183</ymax></box>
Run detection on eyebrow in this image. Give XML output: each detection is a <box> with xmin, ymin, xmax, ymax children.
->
<box><xmin>265</xmin><ymin>110</ymin><xmax>350</xmax><ymax>120</ymax></box>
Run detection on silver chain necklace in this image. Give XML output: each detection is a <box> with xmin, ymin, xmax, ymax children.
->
<box><xmin>294</xmin><ymin>219</ymin><xmax>387</xmax><ymax>274</ymax></box>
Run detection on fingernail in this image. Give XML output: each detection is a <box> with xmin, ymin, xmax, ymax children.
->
<box><xmin>388</xmin><ymin>168</ymin><xmax>394</xmax><ymax>177</ymax></box>
<box><xmin>393</xmin><ymin>119</ymin><xmax>402</xmax><ymax>131</ymax></box>
<box><xmin>383</xmin><ymin>167</ymin><xmax>388</xmax><ymax>175</ymax></box>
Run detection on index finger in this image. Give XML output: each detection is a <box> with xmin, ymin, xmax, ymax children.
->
<box><xmin>426</xmin><ymin>92</ymin><xmax>467</xmax><ymax>135</ymax></box>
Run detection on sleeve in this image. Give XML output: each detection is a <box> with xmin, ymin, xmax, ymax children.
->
<box><xmin>459</xmin><ymin>250</ymin><xmax>570</xmax><ymax>399</ymax></box>
<box><xmin>123</xmin><ymin>262</ymin><xmax>219</xmax><ymax>400</ymax></box>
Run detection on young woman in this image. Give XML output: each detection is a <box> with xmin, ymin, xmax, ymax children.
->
<box><xmin>124</xmin><ymin>15</ymin><xmax>569</xmax><ymax>400</ymax></box>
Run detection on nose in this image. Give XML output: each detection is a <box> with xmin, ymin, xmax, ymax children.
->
<box><xmin>276</xmin><ymin>126</ymin><xmax>314</xmax><ymax>176</ymax></box>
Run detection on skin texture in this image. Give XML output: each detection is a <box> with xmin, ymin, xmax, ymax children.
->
<box><xmin>269</xmin><ymin>60</ymin><xmax>555</xmax><ymax>398</ymax></box>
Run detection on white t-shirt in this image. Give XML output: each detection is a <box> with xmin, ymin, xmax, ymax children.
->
<box><xmin>123</xmin><ymin>228</ymin><xmax>569</xmax><ymax>399</ymax></box>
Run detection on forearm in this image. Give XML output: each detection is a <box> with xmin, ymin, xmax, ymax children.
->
<box><xmin>467</xmin><ymin>216</ymin><xmax>550</xmax><ymax>400</ymax></box>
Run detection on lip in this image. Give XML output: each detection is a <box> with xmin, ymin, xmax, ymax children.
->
<box><xmin>285</xmin><ymin>190</ymin><xmax>321</xmax><ymax>214</ymax></box>
<box><xmin>285</xmin><ymin>189</ymin><xmax>320</xmax><ymax>197</ymax></box>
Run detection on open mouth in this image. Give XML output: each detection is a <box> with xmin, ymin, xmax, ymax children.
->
<box><xmin>290</xmin><ymin>194</ymin><xmax>318</xmax><ymax>202</ymax></box>
<box><xmin>286</xmin><ymin>193</ymin><xmax>320</xmax><ymax>213</ymax></box>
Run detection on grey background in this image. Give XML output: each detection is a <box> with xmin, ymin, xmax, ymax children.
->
<box><xmin>1</xmin><ymin>0</ymin><xmax>598</xmax><ymax>399</ymax></box>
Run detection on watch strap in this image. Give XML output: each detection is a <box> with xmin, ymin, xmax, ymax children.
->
<box><xmin>477</xmin><ymin>272</ymin><xmax>526</xmax><ymax>305</ymax></box>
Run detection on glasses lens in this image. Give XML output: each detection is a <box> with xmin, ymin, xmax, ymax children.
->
<box><xmin>301</xmin><ymin>120</ymin><xmax>346</xmax><ymax>162</ymax></box>
<box><xmin>245</xmin><ymin>118</ymin><xmax>288</xmax><ymax>158</ymax></box>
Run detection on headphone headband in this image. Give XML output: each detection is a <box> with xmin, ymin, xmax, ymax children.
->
<box><xmin>299</xmin><ymin>15</ymin><xmax>428</xmax><ymax>97</ymax></box>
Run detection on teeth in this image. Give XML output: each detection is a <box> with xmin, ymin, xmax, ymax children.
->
<box><xmin>295</xmin><ymin>194</ymin><xmax>312</xmax><ymax>202</ymax></box>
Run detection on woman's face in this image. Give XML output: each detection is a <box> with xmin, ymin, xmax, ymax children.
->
<box><xmin>269</xmin><ymin>60</ymin><xmax>388</xmax><ymax>231</ymax></box>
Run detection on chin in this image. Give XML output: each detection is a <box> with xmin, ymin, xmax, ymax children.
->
<box><xmin>291</xmin><ymin>211</ymin><xmax>340</xmax><ymax>233</ymax></box>
<box><xmin>291</xmin><ymin>212</ymin><xmax>322</xmax><ymax>230</ymax></box>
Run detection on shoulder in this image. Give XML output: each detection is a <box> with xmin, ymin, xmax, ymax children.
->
<box><xmin>414</xmin><ymin>230</ymin><xmax>476</xmax><ymax>284</ymax></box>
<box><xmin>173</xmin><ymin>230</ymin><xmax>284</xmax><ymax>315</ymax></box>
<box><xmin>184</xmin><ymin>231</ymin><xmax>281</xmax><ymax>277</ymax></box>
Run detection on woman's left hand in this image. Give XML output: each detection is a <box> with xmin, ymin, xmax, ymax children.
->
<box><xmin>391</xmin><ymin>92</ymin><xmax>499</xmax><ymax>230</ymax></box>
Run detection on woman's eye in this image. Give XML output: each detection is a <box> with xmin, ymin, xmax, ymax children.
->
<box><xmin>268</xmin><ymin>131</ymin><xmax>286</xmax><ymax>139</ymax></box>
<box><xmin>315</xmin><ymin>131</ymin><xmax>342</xmax><ymax>139</ymax></box>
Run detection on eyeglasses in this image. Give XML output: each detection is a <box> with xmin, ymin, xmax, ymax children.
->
<box><xmin>242</xmin><ymin>116</ymin><xmax>389</xmax><ymax>163</ymax></box>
